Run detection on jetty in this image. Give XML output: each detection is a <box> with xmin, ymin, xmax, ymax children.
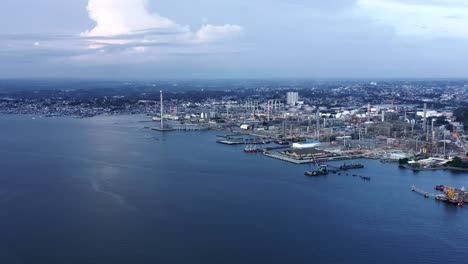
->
<box><xmin>263</xmin><ymin>151</ymin><xmax>362</xmax><ymax>165</ymax></box>
<box><xmin>411</xmin><ymin>185</ymin><xmax>466</xmax><ymax>206</ymax></box>
<box><xmin>217</xmin><ymin>139</ymin><xmax>245</xmax><ymax>145</ymax></box>
<box><xmin>411</xmin><ymin>185</ymin><xmax>435</xmax><ymax>198</ymax></box>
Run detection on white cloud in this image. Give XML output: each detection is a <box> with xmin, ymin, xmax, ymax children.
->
<box><xmin>81</xmin><ymin>0</ymin><xmax>243</xmax><ymax>45</ymax></box>
<box><xmin>81</xmin><ymin>0</ymin><xmax>181</xmax><ymax>37</ymax></box>
<box><xmin>356</xmin><ymin>0</ymin><xmax>468</xmax><ymax>39</ymax></box>
<box><xmin>133</xmin><ymin>46</ymin><xmax>146</xmax><ymax>53</ymax></box>
<box><xmin>0</xmin><ymin>0</ymin><xmax>245</xmax><ymax>66</ymax></box>
<box><xmin>196</xmin><ymin>24</ymin><xmax>243</xmax><ymax>43</ymax></box>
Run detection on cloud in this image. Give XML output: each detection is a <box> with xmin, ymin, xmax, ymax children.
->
<box><xmin>0</xmin><ymin>0</ymin><xmax>244</xmax><ymax>65</ymax></box>
<box><xmin>356</xmin><ymin>0</ymin><xmax>468</xmax><ymax>39</ymax></box>
<box><xmin>69</xmin><ymin>0</ymin><xmax>245</xmax><ymax>64</ymax></box>
<box><xmin>81</xmin><ymin>0</ymin><xmax>243</xmax><ymax>45</ymax></box>
<box><xmin>195</xmin><ymin>24</ymin><xmax>243</xmax><ymax>43</ymax></box>
<box><xmin>82</xmin><ymin>0</ymin><xmax>179</xmax><ymax>37</ymax></box>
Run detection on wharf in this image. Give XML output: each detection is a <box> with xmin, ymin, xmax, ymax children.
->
<box><xmin>412</xmin><ymin>186</ymin><xmax>436</xmax><ymax>198</ymax></box>
<box><xmin>264</xmin><ymin>152</ymin><xmax>362</xmax><ymax>165</ymax></box>
<box><xmin>151</xmin><ymin>127</ymin><xmax>176</xmax><ymax>132</ymax></box>
<box><xmin>263</xmin><ymin>146</ymin><xmax>291</xmax><ymax>151</ymax></box>
<box><xmin>152</xmin><ymin>125</ymin><xmax>208</xmax><ymax>132</ymax></box>
<box><xmin>217</xmin><ymin>134</ymin><xmax>242</xmax><ymax>138</ymax></box>
<box><xmin>411</xmin><ymin>185</ymin><xmax>467</xmax><ymax>204</ymax></box>
<box><xmin>217</xmin><ymin>139</ymin><xmax>244</xmax><ymax>145</ymax></box>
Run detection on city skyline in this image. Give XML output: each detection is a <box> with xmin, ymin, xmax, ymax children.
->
<box><xmin>1</xmin><ymin>0</ymin><xmax>468</xmax><ymax>79</ymax></box>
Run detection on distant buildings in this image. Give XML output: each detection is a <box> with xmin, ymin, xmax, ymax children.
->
<box><xmin>286</xmin><ymin>92</ymin><xmax>299</xmax><ymax>105</ymax></box>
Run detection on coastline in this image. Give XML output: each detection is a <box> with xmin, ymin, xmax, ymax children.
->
<box><xmin>399</xmin><ymin>164</ymin><xmax>468</xmax><ymax>172</ymax></box>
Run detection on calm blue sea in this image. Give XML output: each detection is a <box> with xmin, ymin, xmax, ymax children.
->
<box><xmin>0</xmin><ymin>114</ymin><xmax>467</xmax><ymax>264</ymax></box>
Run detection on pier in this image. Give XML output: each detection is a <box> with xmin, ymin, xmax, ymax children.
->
<box><xmin>411</xmin><ymin>185</ymin><xmax>466</xmax><ymax>207</ymax></box>
<box><xmin>217</xmin><ymin>134</ymin><xmax>243</xmax><ymax>138</ymax></box>
<box><xmin>411</xmin><ymin>186</ymin><xmax>435</xmax><ymax>198</ymax></box>
<box><xmin>263</xmin><ymin>152</ymin><xmax>362</xmax><ymax>165</ymax></box>
<box><xmin>217</xmin><ymin>139</ymin><xmax>245</xmax><ymax>145</ymax></box>
<box><xmin>151</xmin><ymin>127</ymin><xmax>176</xmax><ymax>132</ymax></box>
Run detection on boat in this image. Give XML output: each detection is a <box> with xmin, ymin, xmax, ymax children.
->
<box><xmin>442</xmin><ymin>187</ymin><xmax>462</xmax><ymax>205</ymax></box>
<box><xmin>339</xmin><ymin>163</ymin><xmax>364</xmax><ymax>170</ymax></box>
<box><xmin>434</xmin><ymin>185</ymin><xmax>445</xmax><ymax>191</ymax></box>
<box><xmin>444</xmin><ymin>198</ymin><xmax>460</xmax><ymax>205</ymax></box>
<box><xmin>275</xmin><ymin>140</ymin><xmax>290</xmax><ymax>145</ymax></box>
<box><xmin>305</xmin><ymin>165</ymin><xmax>328</xmax><ymax>177</ymax></box>
<box><xmin>463</xmin><ymin>195</ymin><xmax>468</xmax><ymax>203</ymax></box>
<box><xmin>244</xmin><ymin>145</ymin><xmax>261</xmax><ymax>153</ymax></box>
<box><xmin>435</xmin><ymin>194</ymin><xmax>447</xmax><ymax>201</ymax></box>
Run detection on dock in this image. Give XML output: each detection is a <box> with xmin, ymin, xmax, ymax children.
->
<box><xmin>151</xmin><ymin>125</ymin><xmax>208</xmax><ymax>132</ymax></box>
<box><xmin>263</xmin><ymin>152</ymin><xmax>362</xmax><ymax>165</ymax></box>
<box><xmin>217</xmin><ymin>139</ymin><xmax>245</xmax><ymax>145</ymax></box>
<box><xmin>263</xmin><ymin>146</ymin><xmax>291</xmax><ymax>151</ymax></box>
<box><xmin>217</xmin><ymin>134</ymin><xmax>242</xmax><ymax>138</ymax></box>
<box><xmin>411</xmin><ymin>186</ymin><xmax>435</xmax><ymax>198</ymax></box>
<box><xmin>412</xmin><ymin>185</ymin><xmax>467</xmax><ymax>205</ymax></box>
<box><xmin>151</xmin><ymin>127</ymin><xmax>176</xmax><ymax>132</ymax></box>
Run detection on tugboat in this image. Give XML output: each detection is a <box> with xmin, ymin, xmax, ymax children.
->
<box><xmin>339</xmin><ymin>163</ymin><xmax>364</xmax><ymax>170</ymax></box>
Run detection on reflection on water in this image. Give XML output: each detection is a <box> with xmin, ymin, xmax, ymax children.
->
<box><xmin>0</xmin><ymin>114</ymin><xmax>467</xmax><ymax>264</ymax></box>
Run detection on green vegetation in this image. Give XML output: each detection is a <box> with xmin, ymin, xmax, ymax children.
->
<box><xmin>432</xmin><ymin>116</ymin><xmax>450</xmax><ymax>127</ymax></box>
<box><xmin>398</xmin><ymin>158</ymin><xmax>409</xmax><ymax>165</ymax></box>
<box><xmin>447</xmin><ymin>157</ymin><xmax>468</xmax><ymax>168</ymax></box>
<box><xmin>454</xmin><ymin>107</ymin><xmax>468</xmax><ymax>132</ymax></box>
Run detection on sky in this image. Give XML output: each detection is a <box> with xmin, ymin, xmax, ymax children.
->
<box><xmin>1</xmin><ymin>0</ymin><xmax>468</xmax><ymax>79</ymax></box>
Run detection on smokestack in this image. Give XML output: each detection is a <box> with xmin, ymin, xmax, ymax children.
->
<box><xmin>316</xmin><ymin>110</ymin><xmax>320</xmax><ymax>141</ymax></box>
<box><xmin>367</xmin><ymin>103</ymin><xmax>371</xmax><ymax>122</ymax></box>
<box><xmin>267</xmin><ymin>100</ymin><xmax>270</xmax><ymax>122</ymax></box>
<box><xmin>160</xmin><ymin>90</ymin><xmax>164</xmax><ymax>129</ymax></box>
<box><xmin>432</xmin><ymin>118</ymin><xmax>435</xmax><ymax>143</ymax></box>
<box><xmin>423</xmin><ymin>103</ymin><xmax>427</xmax><ymax>132</ymax></box>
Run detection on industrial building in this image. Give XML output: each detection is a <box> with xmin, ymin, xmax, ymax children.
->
<box><xmin>286</xmin><ymin>92</ymin><xmax>299</xmax><ymax>105</ymax></box>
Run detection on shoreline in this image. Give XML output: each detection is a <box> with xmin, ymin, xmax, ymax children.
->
<box><xmin>400</xmin><ymin>164</ymin><xmax>468</xmax><ymax>172</ymax></box>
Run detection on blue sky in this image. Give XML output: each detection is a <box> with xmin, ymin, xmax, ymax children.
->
<box><xmin>1</xmin><ymin>0</ymin><xmax>468</xmax><ymax>79</ymax></box>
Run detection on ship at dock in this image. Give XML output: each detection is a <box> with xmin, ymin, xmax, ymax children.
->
<box><xmin>339</xmin><ymin>163</ymin><xmax>364</xmax><ymax>170</ymax></box>
<box><xmin>304</xmin><ymin>152</ymin><xmax>329</xmax><ymax>176</ymax></box>
<box><xmin>441</xmin><ymin>186</ymin><xmax>467</xmax><ymax>206</ymax></box>
<box><xmin>416</xmin><ymin>185</ymin><xmax>468</xmax><ymax>207</ymax></box>
<box><xmin>244</xmin><ymin>145</ymin><xmax>261</xmax><ymax>153</ymax></box>
<box><xmin>305</xmin><ymin>165</ymin><xmax>329</xmax><ymax>176</ymax></box>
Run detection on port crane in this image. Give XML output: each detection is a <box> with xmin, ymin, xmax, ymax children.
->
<box><xmin>305</xmin><ymin>153</ymin><xmax>329</xmax><ymax>176</ymax></box>
<box><xmin>305</xmin><ymin>154</ymin><xmax>328</xmax><ymax>176</ymax></box>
